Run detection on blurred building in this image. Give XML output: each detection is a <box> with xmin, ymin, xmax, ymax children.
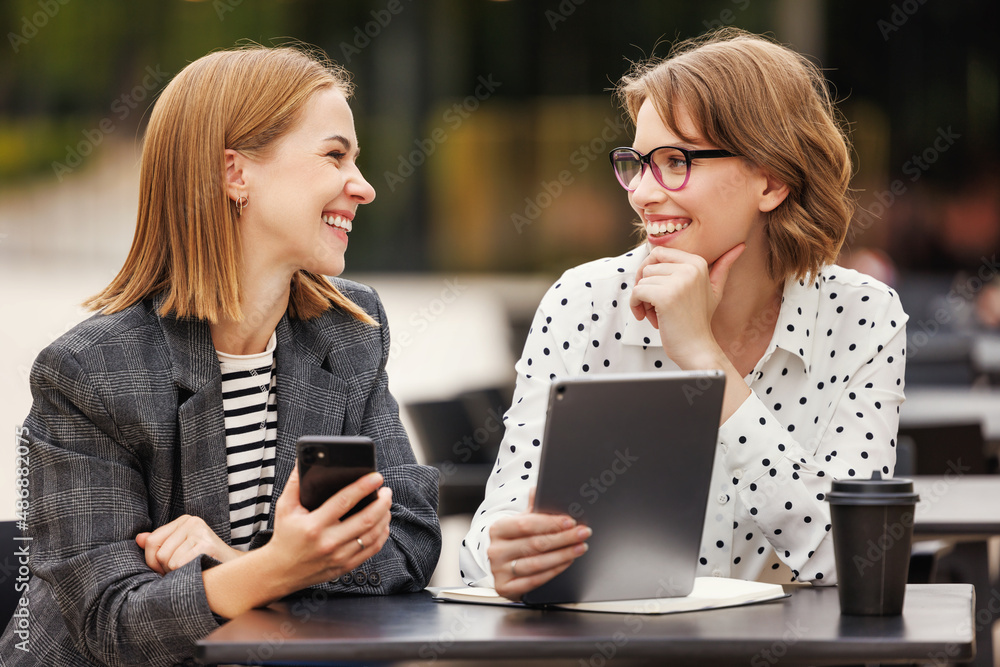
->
<box><xmin>2</xmin><ymin>0</ymin><xmax>997</xmax><ymax>275</ymax></box>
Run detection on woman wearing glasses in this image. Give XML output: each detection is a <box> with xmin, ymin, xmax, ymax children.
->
<box><xmin>460</xmin><ymin>28</ymin><xmax>907</xmax><ymax>599</ymax></box>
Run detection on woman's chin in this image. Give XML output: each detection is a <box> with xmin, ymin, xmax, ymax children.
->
<box><xmin>302</xmin><ymin>259</ymin><xmax>346</xmax><ymax>278</ymax></box>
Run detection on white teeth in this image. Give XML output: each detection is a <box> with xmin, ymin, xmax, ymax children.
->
<box><xmin>323</xmin><ymin>214</ymin><xmax>352</xmax><ymax>233</ymax></box>
<box><xmin>646</xmin><ymin>220</ymin><xmax>689</xmax><ymax>236</ymax></box>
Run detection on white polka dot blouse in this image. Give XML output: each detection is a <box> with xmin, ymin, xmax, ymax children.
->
<box><xmin>459</xmin><ymin>243</ymin><xmax>909</xmax><ymax>588</ymax></box>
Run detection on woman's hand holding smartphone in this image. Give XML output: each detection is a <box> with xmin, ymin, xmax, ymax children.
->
<box><xmin>205</xmin><ymin>463</ymin><xmax>393</xmax><ymax>619</ymax></box>
<box><xmin>264</xmin><ymin>441</ymin><xmax>391</xmax><ymax>585</ymax></box>
<box><xmin>139</xmin><ymin>437</ymin><xmax>381</xmax><ymax>581</ymax></box>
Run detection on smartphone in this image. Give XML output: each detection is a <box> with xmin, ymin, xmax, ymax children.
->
<box><xmin>297</xmin><ymin>435</ymin><xmax>378</xmax><ymax>515</ymax></box>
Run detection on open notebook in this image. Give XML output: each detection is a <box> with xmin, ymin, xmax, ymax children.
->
<box><xmin>432</xmin><ymin>577</ymin><xmax>789</xmax><ymax>615</ymax></box>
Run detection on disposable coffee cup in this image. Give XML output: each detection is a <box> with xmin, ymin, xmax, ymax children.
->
<box><xmin>826</xmin><ymin>471</ymin><xmax>919</xmax><ymax>616</ymax></box>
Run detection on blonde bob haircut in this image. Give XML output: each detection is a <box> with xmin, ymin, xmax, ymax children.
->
<box><xmin>615</xmin><ymin>28</ymin><xmax>853</xmax><ymax>282</ymax></box>
<box><xmin>87</xmin><ymin>45</ymin><xmax>375</xmax><ymax>325</ymax></box>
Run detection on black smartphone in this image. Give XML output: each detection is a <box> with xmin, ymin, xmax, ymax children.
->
<box><xmin>297</xmin><ymin>435</ymin><xmax>378</xmax><ymax>515</ymax></box>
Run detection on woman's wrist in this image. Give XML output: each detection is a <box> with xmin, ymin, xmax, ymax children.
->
<box><xmin>673</xmin><ymin>343</ymin><xmax>729</xmax><ymax>373</ymax></box>
<box><xmin>203</xmin><ymin>543</ymin><xmax>291</xmax><ymax>619</ymax></box>
<box><xmin>249</xmin><ymin>541</ymin><xmax>301</xmax><ymax>602</ymax></box>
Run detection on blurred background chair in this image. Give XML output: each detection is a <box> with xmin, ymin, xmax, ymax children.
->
<box><xmin>405</xmin><ymin>386</ymin><xmax>512</xmax><ymax>588</ymax></box>
<box><xmin>897</xmin><ymin>277</ymin><xmax>979</xmax><ymax>386</ymax></box>
<box><xmin>896</xmin><ymin>420</ymin><xmax>997</xmax><ymax>667</ymax></box>
<box><xmin>895</xmin><ymin>422</ymin><xmax>994</xmax><ymax>477</ymax></box>
<box><xmin>896</xmin><ymin>421</ymin><xmax>991</xmax><ymax>586</ymax></box>
<box><xmin>404</xmin><ymin>385</ymin><xmax>511</xmax><ymax>517</ymax></box>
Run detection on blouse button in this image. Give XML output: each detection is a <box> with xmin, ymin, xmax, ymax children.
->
<box><xmin>717</xmin><ymin>493</ymin><xmax>729</xmax><ymax>505</ymax></box>
<box><xmin>733</xmin><ymin>469</ymin><xmax>744</xmax><ymax>480</ymax></box>
<box><xmin>712</xmin><ymin>569</ymin><xmax>724</xmax><ymax>577</ymax></box>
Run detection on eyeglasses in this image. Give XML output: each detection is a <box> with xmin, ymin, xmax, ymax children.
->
<box><xmin>608</xmin><ymin>145</ymin><xmax>738</xmax><ymax>192</ymax></box>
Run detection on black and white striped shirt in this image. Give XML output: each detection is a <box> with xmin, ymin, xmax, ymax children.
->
<box><xmin>217</xmin><ymin>333</ymin><xmax>278</xmax><ymax>550</ymax></box>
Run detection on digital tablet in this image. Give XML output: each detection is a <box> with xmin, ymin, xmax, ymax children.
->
<box><xmin>523</xmin><ymin>370</ymin><xmax>725</xmax><ymax>605</ymax></box>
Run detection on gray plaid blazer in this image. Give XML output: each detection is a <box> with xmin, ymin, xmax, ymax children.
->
<box><xmin>0</xmin><ymin>279</ymin><xmax>441</xmax><ymax>667</ymax></box>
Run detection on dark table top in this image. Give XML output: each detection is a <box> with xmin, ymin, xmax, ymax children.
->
<box><xmin>913</xmin><ymin>475</ymin><xmax>1000</xmax><ymax>536</ymax></box>
<box><xmin>196</xmin><ymin>583</ymin><xmax>974</xmax><ymax>666</ymax></box>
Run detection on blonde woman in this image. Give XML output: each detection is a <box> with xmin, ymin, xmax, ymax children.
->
<box><xmin>0</xmin><ymin>46</ymin><xmax>440</xmax><ymax>666</ymax></box>
<box><xmin>460</xmin><ymin>28</ymin><xmax>908</xmax><ymax>600</ymax></box>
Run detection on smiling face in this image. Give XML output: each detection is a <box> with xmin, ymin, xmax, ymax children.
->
<box><xmin>234</xmin><ymin>86</ymin><xmax>375</xmax><ymax>280</ymax></box>
<box><xmin>629</xmin><ymin>99</ymin><xmax>774</xmax><ymax>266</ymax></box>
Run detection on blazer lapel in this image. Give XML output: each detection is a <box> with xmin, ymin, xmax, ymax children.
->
<box><xmin>270</xmin><ymin>314</ymin><xmax>350</xmax><ymax>507</ymax></box>
<box><xmin>158</xmin><ymin>297</ymin><xmax>231</xmax><ymax>541</ymax></box>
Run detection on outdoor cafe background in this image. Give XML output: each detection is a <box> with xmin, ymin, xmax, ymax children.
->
<box><xmin>1</xmin><ymin>0</ymin><xmax>998</xmax><ymax>586</ymax></box>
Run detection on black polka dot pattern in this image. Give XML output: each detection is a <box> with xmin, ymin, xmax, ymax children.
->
<box><xmin>458</xmin><ymin>251</ymin><xmax>907</xmax><ymax>590</ymax></box>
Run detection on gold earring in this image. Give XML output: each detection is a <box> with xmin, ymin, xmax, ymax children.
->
<box><xmin>236</xmin><ymin>195</ymin><xmax>249</xmax><ymax>216</ymax></box>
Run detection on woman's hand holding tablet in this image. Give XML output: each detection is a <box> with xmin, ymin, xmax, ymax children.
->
<box><xmin>488</xmin><ymin>488</ymin><xmax>592</xmax><ymax>601</ymax></box>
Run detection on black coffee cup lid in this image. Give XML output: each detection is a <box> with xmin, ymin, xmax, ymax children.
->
<box><xmin>826</xmin><ymin>471</ymin><xmax>920</xmax><ymax>505</ymax></box>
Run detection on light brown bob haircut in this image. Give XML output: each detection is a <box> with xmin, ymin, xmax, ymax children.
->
<box><xmin>615</xmin><ymin>28</ymin><xmax>854</xmax><ymax>282</ymax></box>
<box><xmin>86</xmin><ymin>45</ymin><xmax>375</xmax><ymax>325</ymax></box>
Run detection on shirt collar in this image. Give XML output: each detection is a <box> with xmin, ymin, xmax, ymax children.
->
<box><xmin>766</xmin><ymin>273</ymin><xmax>824</xmax><ymax>373</ymax></box>
<box><xmin>620</xmin><ymin>245</ymin><xmax>825</xmax><ymax>370</ymax></box>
